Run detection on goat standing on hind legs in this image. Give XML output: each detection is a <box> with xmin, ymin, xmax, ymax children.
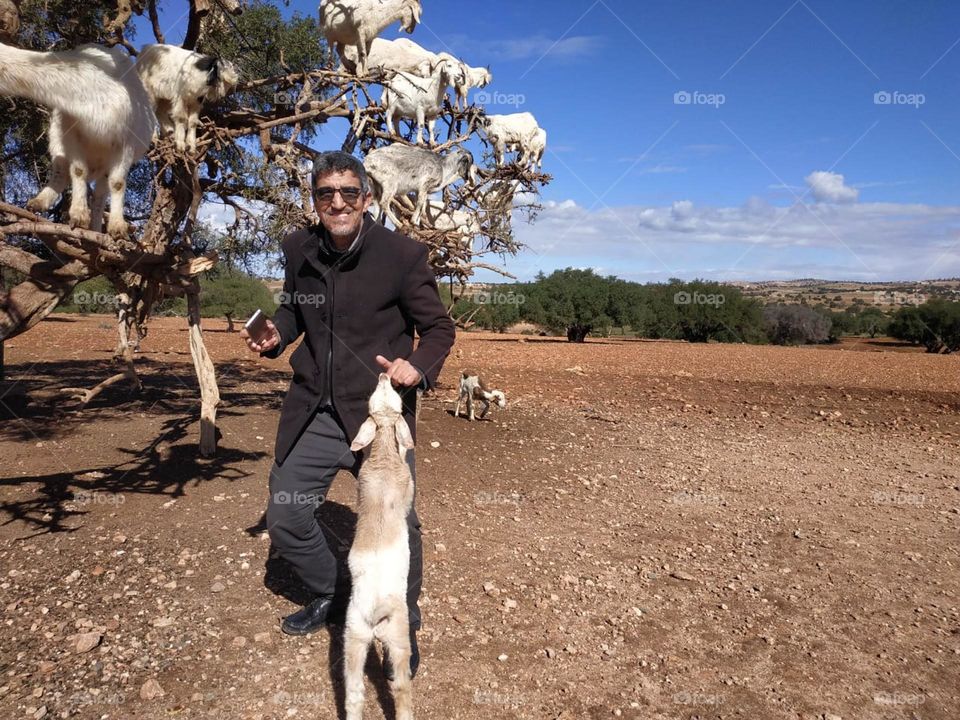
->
<box><xmin>345</xmin><ymin>373</ymin><xmax>416</xmax><ymax>720</ymax></box>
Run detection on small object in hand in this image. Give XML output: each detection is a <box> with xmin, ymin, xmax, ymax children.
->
<box><xmin>244</xmin><ymin>309</ymin><xmax>272</xmax><ymax>345</ymax></box>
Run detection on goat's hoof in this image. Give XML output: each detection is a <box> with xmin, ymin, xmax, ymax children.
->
<box><xmin>107</xmin><ymin>221</ymin><xmax>129</xmax><ymax>239</ymax></box>
<box><xmin>68</xmin><ymin>211</ymin><xmax>91</xmax><ymax>230</ymax></box>
<box><xmin>25</xmin><ymin>197</ymin><xmax>47</xmax><ymax>213</ymax></box>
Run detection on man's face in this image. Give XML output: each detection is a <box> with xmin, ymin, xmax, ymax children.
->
<box><xmin>313</xmin><ymin>170</ymin><xmax>372</xmax><ymax>239</ymax></box>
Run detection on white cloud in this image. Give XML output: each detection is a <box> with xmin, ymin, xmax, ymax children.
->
<box><xmin>805</xmin><ymin>170</ymin><xmax>859</xmax><ymax>204</ymax></box>
<box><xmin>501</xmin><ymin>194</ymin><xmax>960</xmax><ymax>282</ymax></box>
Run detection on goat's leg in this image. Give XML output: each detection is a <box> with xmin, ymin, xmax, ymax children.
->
<box><xmin>186</xmin><ymin>111</ymin><xmax>200</xmax><ymax>154</ymax></box>
<box><xmin>343</xmin><ymin>622</ymin><xmax>373</xmax><ymax>720</ymax></box>
<box><xmin>67</xmin><ymin>156</ymin><xmax>91</xmax><ymax>230</ymax></box>
<box><xmin>479</xmin><ymin>397</ymin><xmax>490</xmax><ymax>420</ymax></box>
<box><xmin>467</xmin><ymin>393</ymin><xmax>475</xmax><ymax>422</ymax></box>
<box><xmin>27</xmin><ymin>154</ymin><xmax>69</xmax><ymax>213</ymax></box>
<box><xmin>455</xmin><ymin>391</ymin><xmax>464</xmax><ymax>418</ymax></box>
<box><xmin>29</xmin><ymin>112</ymin><xmax>70</xmax><ymax>213</ymax></box>
<box><xmin>172</xmin><ymin>98</ymin><xmax>189</xmax><ymax>152</ymax></box>
<box><xmin>385</xmin><ymin>106</ymin><xmax>398</xmax><ymax>137</ymax></box>
<box><xmin>105</xmin><ymin>162</ymin><xmax>130</xmax><ymax>238</ymax></box>
<box><xmin>89</xmin><ymin>173</ymin><xmax>109</xmax><ymax>234</ymax></box>
<box><xmin>378</xmin><ymin>608</ymin><xmax>414</xmax><ymax>720</ymax></box>
<box><xmin>426</xmin><ymin>114</ymin><xmax>437</xmax><ymax>146</ymax></box>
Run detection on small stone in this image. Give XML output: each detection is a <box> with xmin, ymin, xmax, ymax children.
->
<box><xmin>503</xmin><ymin>598</ymin><xmax>518</xmax><ymax>610</ymax></box>
<box><xmin>497</xmin><ymin>653</ymin><xmax>508</xmax><ymax>661</ymax></box>
<box><xmin>139</xmin><ymin>678</ymin><xmax>165</xmax><ymax>700</ymax></box>
<box><xmin>670</xmin><ymin>571</ymin><xmax>695</xmax><ymax>582</ymax></box>
<box><xmin>430</xmin><ymin>441</ymin><xmax>440</xmax><ymax>448</ymax></box>
<box><xmin>152</xmin><ymin>617</ymin><xmax>174</xmax><ymax>628</ymax></box>
<box><xmin>211</xmin><ymin>582</ymin><xmax>226</xmax><ymax>593</ymax></box>
<box><xmin>232</xmin><ymin>636</ymin><xmax>247</xmax><ymax>647</ymax></box>
<box><xmin>91</xmin><ymin>566</ymin><xmax>105</xmax><ymax>577</ymax></box>
<box><xmin>254</xmin><ymin>632</ymin><xmax>273</xmax><ymax>645</ymax></box>
<box><xmin>37</xmin><ymin>661</ymin><xmax>56</xmax><ymax>675</ymax></box>
<box><xmin>434</xmin><ymin>543</ymin><xmax>446</xmax><ymax>553</ymax></box>
<box><xmin>163</xmin><ymin>580</ymin><xmax>177</xmax><ymax>590</ymax></box>
<box><xmin>32</xmin><ymin>706</ymin><xmax>47</xmax><ymax>719</ymax></box>
<box><xmin>545</xmin><ymin>648</ymin><xmax>556</xmax><ymax>659</ymax></box>
<box><xmin>112</xmin><ymin>534</ymin><xmax>126</xmax><ymax>544</ymax></box>
<box><xmin>73</xmin><ymin>631</ymin><xmax>102</xmax><ymax>654</ymax></box>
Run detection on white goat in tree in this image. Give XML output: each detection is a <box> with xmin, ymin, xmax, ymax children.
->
<box><xmin>136</xmin><ymin>44</ymin><xmax>239</xmax><ymax>154</ymax></box>
<box><xmin>455</xmin><ymin>371</ymin><xmax>506</xmax><ymax>421</ymax></box>
<box><xmin>364</xmin><ymin>144</ymin><xmax>475</xmax><ymax>227</ymax></box>
<box><xmin>481</xmin><ymin>112</ymin><xmax>545</xmax><ymax>167</ymax></box>
<box><xmin>345</xmin><ymin>373</ymin><xmax>416</xmax><ymax>720</ymax></box>
<box><xmin>0</xmin><ymin>42</ymin><xmax>155</xmax><ymax>237</ymax></box>
<box><xmin>381</xmin><ymin>56</ymin><xmax>464</xmax><ymax>145</ymax></box>
<box><xmin>320</xmin><ymin>0</ymin><xmax>422</xmax><ymax>76</ymax></box>
<box><xmin>444</xmin><ymin>57</ymin><xmax>491</xmax><ymax>110</ymax></box>
<box><xmin>341</xmin><ymin>36</ymin><xmax>435</xmax><ymax>77</ymax></box>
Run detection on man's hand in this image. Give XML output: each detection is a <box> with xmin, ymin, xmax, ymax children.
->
<box><xmin>241</xmin><ymin>319</ymin><xmax>280</xmax><ymax>354</ymax></box>
<box><xmin>376</xmin><ymin>355</ymin><xmax>422</xmax><ymax>387</ymax></box>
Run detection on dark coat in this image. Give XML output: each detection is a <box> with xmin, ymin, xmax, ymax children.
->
<box><xmin>261</xmin><ymin>214</ymin><xmax>456</xmax><ymax>465</ymax></box>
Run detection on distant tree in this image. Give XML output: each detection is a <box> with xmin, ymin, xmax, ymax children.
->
<box><xmin>890</xmin><ymin>300</ymin><xmax>960</xmax><ymax>353</ymax></box>
<box><xmin>763</xmin><ymin>304</ymin><xmax>832</xmax><ymax>345</ymax></box>
<box><xmin>200</xmin><ymin>272</ymin><xmax>278</xmax><ymax>331</ymax></box>
<box><xmin>522</xmin><ymin>269</ymin><xmax>613</xmax><ymax>342</ymax></box>
<box><xmin>858</xmin><ymin>307</ymin><xmax>889</xmax><ymax>338</ymax></box>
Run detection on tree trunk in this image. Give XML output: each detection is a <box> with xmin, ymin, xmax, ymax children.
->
<box><xmin>188</xmin><ymin>290</ymin><xmax>220</xmax><ymax>457</ymax></box>
<box><xmin>566</xmin><ymin>324</ymin><xmax>590</xmax><ymax>343</ymax></box>
<box><xmin>225</xmin><ymin>313</ymin><xmax>235</xmax><ymax>332</ymax></box>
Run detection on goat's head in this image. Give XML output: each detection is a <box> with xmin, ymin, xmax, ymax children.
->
<box><xmin>453</xmin><ymin>148</ymin><xmax>478</xmax><ymax>184</ymax></box>
<box><xmin>399</xmin><ymin>0</ymin><xmax>422</xmax><ymax>34</ymax></box>
<box><xmin>195</xmin><ymin>55</ymin><xmax>240</xmax><ymax>100</ymax></box>
<box><xmin>350</xmin><ymin>373</ymin><xmax>414</xmax><ymax>457</ymax></box>
<box><xmin>489</xmin><ymin>390</ymin><xmax>507</xmax><ymax>409</ymax></box>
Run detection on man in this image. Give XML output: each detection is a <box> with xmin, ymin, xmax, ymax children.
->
<box><xmin>241</xmin><ymin>151</ymin><xmax>455</xmax><ymax>678</ymax></box>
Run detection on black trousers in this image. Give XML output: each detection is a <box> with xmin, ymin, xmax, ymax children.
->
<box><xmin>266</xmin><ymin>407</ymin><xmax>423</xmax><ymax>630</ymax></box>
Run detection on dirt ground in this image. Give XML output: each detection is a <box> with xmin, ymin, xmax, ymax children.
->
<box><xmin>1</xmin><ymin>314</ymin><xmax>958</xmax><ymax>720</ymax></box>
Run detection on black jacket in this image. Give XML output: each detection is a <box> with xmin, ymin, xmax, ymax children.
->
<box><xmin>262</xmin><ymin>214</ymin><xmax>456</xmax><ymax>465</ymax></box>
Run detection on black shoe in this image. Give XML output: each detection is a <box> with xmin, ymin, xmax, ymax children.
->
<box><xmin>386</xmin><ymin>626</ymin><xmax>420</xmax><ymax>680</ymax></box>
<box><xmin>281</xmin><ymin>595</ymin><xmax>334</xmax><ymax>636</ymax></box>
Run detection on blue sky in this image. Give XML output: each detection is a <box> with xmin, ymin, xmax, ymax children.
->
<box><xmin>148</xmin><ymin>1</ymin><xmax>960</xmax><ymax>282</ymax></box>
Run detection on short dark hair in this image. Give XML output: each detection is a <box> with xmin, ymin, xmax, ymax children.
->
<box><xmin>311</xmin><ymin>151</ymin><xmax>370</xmax><ymax>194</ymax></box>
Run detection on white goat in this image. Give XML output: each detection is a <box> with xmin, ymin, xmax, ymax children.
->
<box><xmin>422</xmin><ymin>200</ymin><xmax>481</xmax><ymax>247</ymax></box>
<box><xmin>135</xmin><ymin>44</ymin><xmax>239</xmax><ymax>154</ymax></box>
<box><xmin>364</xmin><ymin>144</ymin><xmax>475</xmax><ymax>227</ymax></box>
<box><xmin>455</xmin><ymin>371</ymin><xmax>506</xmax><ymax>421</ymax></box>
<box><xmin>346</xmin><ymin>373</ymin><xmax>416</xmax><ymax>720</ymax></box>
<box><xmin>481</xmin><ymin>112</ymin><xmax>544</xmax><ymax>167</ymax></box>
<box><xmin>522</xmin><ymin>127</ymin><xmax>547</xmax><ymax>170</ymax></box>
<box><xmin>444</xmin><ymin>57</ymin><xmax>491</xmax><ymax>110</ymax></box>
<box><xmin>381</xmin><ymin>57</ymin><xmax>463</xmax><ymax>145</ymax></box>
<box><xmin>341</xmin><ymin>37</ymin><xmax>435</xmax><ymax>77</ymax></box>
<box><xmin>0</xmin><ymin>42</ymin><xmax>155</xmax><ymax>237</ymax></box>
<box><xmin>320</xmin><ymin>0</ymin><xmax>422</xmax><ymax>76</ymax></box>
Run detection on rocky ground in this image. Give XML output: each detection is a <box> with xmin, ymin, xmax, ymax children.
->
<box><xmin>0</xmin><ymin>315</ymin><xmax>958</xmax><ymax>719</ymax></box>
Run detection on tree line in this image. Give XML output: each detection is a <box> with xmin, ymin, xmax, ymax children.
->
<box><xmin>56</xmin><ymin>266</ymin><xmax>960</xmax><ymax>351</ymax></box>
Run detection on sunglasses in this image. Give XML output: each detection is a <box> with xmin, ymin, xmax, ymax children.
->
<box><xmin>313</xmin><ymin>185</ymin><xmax>364</xmax><ymax>207</ymax></box>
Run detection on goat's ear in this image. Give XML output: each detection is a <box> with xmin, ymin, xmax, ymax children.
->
<box><xmin>350</xmin><ymin>418</ymin><xmax>377</xmax><ymax>451</ymax></box>
<box><xmin>195</xmin><ymin>55</ymin><xmax>215</xmax><ymax>72</ymax></box>
<box><xmin>394</xmin><ymin>417</ymin><xmax>415</xmax><ymax>452</ymax></box>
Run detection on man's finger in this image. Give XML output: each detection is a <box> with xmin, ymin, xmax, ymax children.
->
<box><xmin>375</xmin><ymin>355</ymin><xmax>392</xmax><ymax>371</ymax></box>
